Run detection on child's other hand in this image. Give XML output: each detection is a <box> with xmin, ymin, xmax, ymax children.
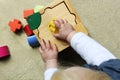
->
<box><xmin>39</xmin><ymin>39</ymin><xmax>58</xmax><ymax>69</ymax></box>
<box><xmin>53</xmin><ymin>19</ymin><xmax>77</xmax><ymax>42</ymax></box>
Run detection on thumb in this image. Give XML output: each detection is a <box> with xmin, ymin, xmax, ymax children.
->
<box><xmin>53</xmin><ymin>33</ymin><xmax>60</xmax><ymax>38</ymax></box>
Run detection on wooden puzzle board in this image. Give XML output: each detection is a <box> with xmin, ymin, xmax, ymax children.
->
<box><xmin>34</xmin><ymin>0</ymin><xmax>88</xmax><ymax>52</ymax></box>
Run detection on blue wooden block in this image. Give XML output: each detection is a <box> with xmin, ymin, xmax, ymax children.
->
<box><xmin>27</xmin><ymin>35</ymin><xmax>40</xmax><ymax>47</ymax></box>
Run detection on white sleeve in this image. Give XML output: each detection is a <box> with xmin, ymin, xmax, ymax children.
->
<box><xmin>44</xmin><ymin>68</ymin><xmax>58</xmax><ymax>80</ymax></box>
<box><xmin>70</xmin><ymin>32</ymin><xmax>116</xmax><ymax>66</ymax></box>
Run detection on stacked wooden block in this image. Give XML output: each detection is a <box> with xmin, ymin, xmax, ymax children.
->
<box><xmin>8</xmin><ymin>5</ymin><xmax>43</xmax><ymax>48</ymax></box>
<box><xmin>23</xmin><ymin>9</ymin><xmax>40</xmax><ymax>47</ymax></box>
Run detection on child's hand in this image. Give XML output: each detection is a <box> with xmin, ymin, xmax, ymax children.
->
<box><xmin>53</xmin><ymin>19</ymin><xmax>77</xmax><ymax>42</ymax></box>
<box><xmin>39</xmin><ymin>39</ymin><xmax>58</xmax><ymax>69</ymax></box>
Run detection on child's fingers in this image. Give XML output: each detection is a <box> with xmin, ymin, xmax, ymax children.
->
<box><xmin>39</xmin><ymin>47</ymin><xmax>45</xmax><ymax>62</ymax></box>
<box><xmin>54</xmin><ymin>20</ymin><xmax>60</xmax><ymax>28</ymax></box>
<box><xmin>53</xmin><ymin>44</ymin><xmax>58</xmax><ymax>52</ymax></box>
<box><xmin>39</xmin><ymin>47</ymin><xmax>43</xmax><ymax>53</ymax></box>
<box><xmin>58</xmin><ymin>18</ymin><xmax>64</xmax><ymax>24</ymax></box>
<box><xmin>54</xmin><ymin>20</ymin><xmax>61</xmax><ymax>30</ymax></box>
<box><xmin>64</xmin><ymin>19</ymin><xmax>68</xmax><ymax>24</ymax></box>
<box><xmin>40</xmin><ymin>39</ymin><xmax>46</xmax><ymax>50</ymax></box>
<box><xmin>53</xmin><ymin>33</ymin><xmax>60</xmax><ymax>39</ymax></box>
<box><xmin>46</xmin><ymin>40</ymin><xmax>50</xmax><ymax>49</ymax></box>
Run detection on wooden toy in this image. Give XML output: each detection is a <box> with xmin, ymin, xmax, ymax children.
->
<box><xmin>34</xmin><ymin>5</ymin><xmax>44</xmax><ymax>13</ymax></box>
<box><xmin>0</xmin><ymin>45</ymin><xmax>10</xmax><ymax>58</ymax></box>
<box><xmin>8</xmin><ymin>19</ymin><xmax>22</xmax><ymax>32</ymax></box>
<box><xmin>23</xmin><ymin>24</ymin><xmax>34</xmax><ymax>36</ymax></box>
<box><xmin>27</xmin><ymin>35</ymin><xmax>40</xmax><ymax>47</ymax></box>
<box><xmin>48</xmin><ymin>19</ymin><xmax>58</xmax><ymax>33</ymax></box>
<box><xmin>23</xmin><ymin>9</ymin><xmax>34</xmax><ymax>19</ymax></box>
<box><xmin>27</xmin><ymin>12</ymin><xmax>41</xmax><ymax>30</ymax></box>
<box><xmin>26</xmin><ymin>0</ymin><xmax>88</xmax><ymax>52</ymax></box>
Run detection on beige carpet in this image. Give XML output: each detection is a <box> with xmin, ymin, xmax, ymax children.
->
<box><xmin>0</xmin><ymin>0</ymin><xmax>120</xmax><ymax>80</ymax></box>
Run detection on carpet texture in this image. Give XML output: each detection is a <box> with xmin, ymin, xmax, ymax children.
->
<box><xmin>0</xmin><ymin>0</ymin><xmax>120</xmax><ymax>80</ymax></box>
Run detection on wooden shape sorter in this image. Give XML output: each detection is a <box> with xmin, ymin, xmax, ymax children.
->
<box><xmin>27</xmin><ymin>0</ymin><xmax>88</xmax><ymax>52</ymax></box>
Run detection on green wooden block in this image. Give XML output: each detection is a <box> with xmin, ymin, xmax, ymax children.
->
<box><xmin>34</xmin><ymin>5</ymin><xmax>44</xmax><ymax>13</ymax></box>
<box><xmin>26</xmin><ymin>12</ymin><xmax>41</xmax><ymax>30</ymax></box>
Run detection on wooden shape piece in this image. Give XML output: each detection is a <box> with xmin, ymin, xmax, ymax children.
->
<box><xmin>23</xmin><ymin>24</ymin><xmax>34</xmax><ymax>36</ymax></box>
<box><xmin>26</xmin><ymin>12</ymin><xmax>41</xmax><ymax>30</ymax></box>
<box><xmin>48</xmin><ymin>19</ymin><xmax>58</xmax><ymax>33</ymax></box>
<box><xmin>33</xmin><ymin>0</ymin><xmax>88</xmax><ymax>52</ymax></box>
<box><xmin>34</xmin><ymin>5</ymin><xmax>44</xmax><ymax>13</ymax></box>
<box><xmin>0</xmin><ymin>45</ymin><xmax>10</xmax><ymax>58</ymax></box>
<box><xmin>27</xmin><ymin>35</ymin><xmax>40</xmax><ymax>47</ymax></box>
<box><xmin>24</xmin><ymin>9</ymin><xmax>34</xmax><ymax>19</ymax></box>
<box><xmin>8</xmin><ymin>19</ymin><xmax>22</xmax><ymax>32</ymax></box>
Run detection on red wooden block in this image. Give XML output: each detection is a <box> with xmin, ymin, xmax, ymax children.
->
<box><xmin>0</xmin><ymin>45</ymin><xmax>10</xmax><ymax>58</ymax></box>
<box><xmin>23</xmin><ymin>9</ymin><xmax>34</xmax><ymax>19</ymax></box>
<box><xmin>8</xmin><ymin>19</ymin><xmax>22</xmax><ymax>32</ymax></box>
<box><xmin>23</xmin><ymin>24</ymin><xmax>34</xmax><ymax>36</ymax></box>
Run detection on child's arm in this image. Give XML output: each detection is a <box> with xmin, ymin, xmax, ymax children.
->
<box><xmin>54</xmin><ymin>19</ymin><xmax>116</xmax><ymax>66</ymax></box>
<box><xmin>39</xmin><ymin>39</ymin><xmax>58</xmax><ymax>80</ymax></box>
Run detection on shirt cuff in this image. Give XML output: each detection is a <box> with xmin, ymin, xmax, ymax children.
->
<box><xmin>44</xmin><ymin>68</ymin><xmax>58</xmax><ymax>80</ymax></box>
<box><xmin>70</xmin><ymin>32</ymin><xmax>85</xmax><ymax>47</ymax></box>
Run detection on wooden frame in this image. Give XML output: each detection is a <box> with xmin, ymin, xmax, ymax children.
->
<box><xmin>33</xmin><ymin>0</ymin><xmax>88</xmax><ymax>52</ymax></box>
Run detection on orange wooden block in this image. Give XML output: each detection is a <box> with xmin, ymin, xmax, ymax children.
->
<box><xmin>8</xmin><ymin>19</ymin><xmax>22</xmax><ymax>32</ymax></box>
<box><xmin>24</xmin><ymin>9</ymin><xmax>34</xmax><ymax>19</ymax></box>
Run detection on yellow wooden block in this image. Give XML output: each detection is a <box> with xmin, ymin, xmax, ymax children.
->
<box><xmin>33</xmin><ymin>0</ymin><xmax>88</xmax><ymax>52</ymax></box>
<box><xmin>48</xmin><ymin>19</ymin><xmax>58</xmax><ymax>33</ymax></box>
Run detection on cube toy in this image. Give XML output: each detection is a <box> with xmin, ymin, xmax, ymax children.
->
<box><xmin>8</xmin><ymin>19</ymin><xmax>22</xmax><ymax>32</ymax></box>
<box><xmin>23</xmin><ymin>24</ymin><xmax>34</xmax><ymax>36</ymax></box>
<box><xmin>24</xmin><ymin>9</ymin><xmax>34</xmax><ymax>19</ymax></box>
<box><xmin>0</xmin><ymin>45</ymin><xmax>10</xmax><ymax>59</ymax></box>
<box><xmin>26</xmin><ymin>0</ymin><xmax>88</xmax><ymax>52</ymax></box>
